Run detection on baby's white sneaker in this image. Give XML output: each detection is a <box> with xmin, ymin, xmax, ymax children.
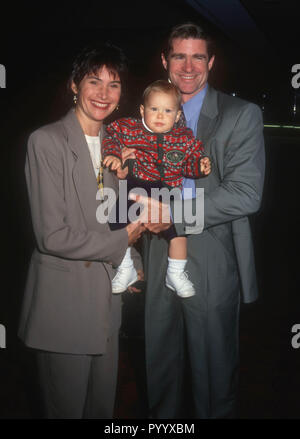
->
<box><xmin>112</xmin><ymin>265</ymin><xmax>138</xmax><ymax>294</ymax></box>
<box><xmin>165</xmin><ymin>270</ymin><xmax>195</xmax><ymax>298</ymax></box>
<box><xmin>112</xmin><ymin>248</ymin><xmax>138</xmax><ymax>294</ymax></box>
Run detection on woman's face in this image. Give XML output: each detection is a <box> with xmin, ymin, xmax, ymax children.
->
<box><xmin>71</xmin><ymin>65</ymin><xmax>121</xmax><ymax>133</ymax></box>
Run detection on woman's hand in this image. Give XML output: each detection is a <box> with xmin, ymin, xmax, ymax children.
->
<box><xmin>103</xmin><ymin>155</ymin><xmax>122</xmax><ymax>171</ymax></box>
<box><xmin>126</xmin><ymin>221</ymin><xmax>146</xmax><ymax>246</ymax></box>
<box><xmin>129</xmin><ymin>193</ymin><xmax>172</xmax><ymax>234</ymax></box>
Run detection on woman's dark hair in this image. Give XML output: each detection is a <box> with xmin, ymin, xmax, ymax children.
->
<box><xmin>162</xmin><ymin>22</ymin><xmax>215</xmax><ymax>60</ymax></box>
<box><xmin>70</xmin><ymin>42</ymin><xmax>129</xmax><ymax>89</ymax></box>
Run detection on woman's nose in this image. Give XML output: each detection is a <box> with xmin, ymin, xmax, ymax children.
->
<box><xmin>97</xmin><ymin>84</ymin><xmax>107</xmax><ymax>99</ymax></box>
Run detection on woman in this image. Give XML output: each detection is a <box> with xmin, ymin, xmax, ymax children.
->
<box><xmin>18</xmin><ymin>43</ymin><xmax>144</xmax><ymax>419</ymax></box>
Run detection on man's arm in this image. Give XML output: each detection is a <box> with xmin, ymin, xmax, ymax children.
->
<box><xmin>172</xmin><ymin>103</ymin><xmax>265</xmax><ymax>235</ymax></box>
<box><xmin>181</xmin><ymin>131</ymin><xmax>208</xmax><ymax>178</ymax></box>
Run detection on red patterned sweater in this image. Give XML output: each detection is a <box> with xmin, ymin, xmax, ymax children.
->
<box><xmin>103</xmin><ymin>117</ymin><xmax>206</xmax><ymax>188</ymax></box>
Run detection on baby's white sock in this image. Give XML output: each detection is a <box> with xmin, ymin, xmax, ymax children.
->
<box><xmin>167</xmin><ymin>257</ymin><xmax>187</xmax><ymax>273</ymax></box>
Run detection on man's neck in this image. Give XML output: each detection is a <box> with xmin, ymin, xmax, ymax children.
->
<box><xmin>181</xmin><ymin>84</ymin><xmax>207</xmax><ymax>104</ymax></box>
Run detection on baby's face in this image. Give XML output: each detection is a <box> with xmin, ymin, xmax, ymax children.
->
<box><xmin>140</xmin><ymin>91</ymin><xmax>181</xmax><ymax>133</ymax></box>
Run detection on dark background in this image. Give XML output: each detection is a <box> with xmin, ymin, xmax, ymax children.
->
<box><xmin>0</xmin><ymin>0</ymin><xmax>299</xmax><ymax>419</ymax></box>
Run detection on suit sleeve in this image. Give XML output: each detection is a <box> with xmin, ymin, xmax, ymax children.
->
<box><xmin>173</xmin><ymin>103</ymin><xmax>265</xmax><ymax>235</ymax></box>
<box><xmin>181</xmin><ymin>129</ymin><xmax>206</xmax><ymax>178</ymax></box>
<box><xmin>25</xmin><ymin>129</ymin><xmax>128</xmax><ymax>265</ymax></box>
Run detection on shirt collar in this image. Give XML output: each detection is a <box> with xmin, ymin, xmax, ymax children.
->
<box><xmin>142</xmin><ymin>118</ymin><xmax>154</xmax><ymax>133</ymax></box>
<box><xmin>182</xmin><ymin>84</ymin><xmax>208</xmax><ymax>122</ymax></box>
<box><xmin>142</xmin><ymin>118</ymin><xmax>172</xmax><ymax>135</ymax></box>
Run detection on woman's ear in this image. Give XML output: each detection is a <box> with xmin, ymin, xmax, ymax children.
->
<box><xmin>71</xmin><ymin>81</ymin><xmax>78</xmax><ymax>95</ymax></box>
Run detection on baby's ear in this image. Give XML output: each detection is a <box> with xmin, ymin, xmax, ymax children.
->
<box><xmin>139</xmin><ymin>104</ymin><xmax>145</xmax><ymax>119</ymax></box>
<box><xmin>175</xmin><ymin>109</ymin><xmax>181</xmax><ymax>123</ymax></box>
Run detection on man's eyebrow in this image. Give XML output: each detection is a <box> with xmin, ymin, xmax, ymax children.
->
<box><xmin>170</xmin><ymin>52</ymin><xmax>185</xmax><ymax>58</ymax></box>
<box><xmin>170</xmin><ymin>52</ymin><xmax>207</xmax><ymax>58</ymax></box>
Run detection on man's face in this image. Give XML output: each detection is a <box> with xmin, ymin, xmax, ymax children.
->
<box><xmin>162</xmin><ymin>38</ymin><xmax>215</xmax><ymax>103</ymax></box>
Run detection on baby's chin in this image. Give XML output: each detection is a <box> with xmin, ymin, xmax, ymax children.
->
<box><xmin>150</xmin><ymin>124</ymin><xmax>172</xmax><ymax>134</ymax></box>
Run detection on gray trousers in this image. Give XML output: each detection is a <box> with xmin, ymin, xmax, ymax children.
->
<box><xmin>36</xmin><ymin>331</ymin><xmax>118</xmax><ymax>419</ymax></box>
<box><xmin>144</xmin><ymin>234</ymin><xmax>240</xmax><ymax>419</ymax></box>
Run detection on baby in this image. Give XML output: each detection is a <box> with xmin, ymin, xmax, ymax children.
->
<box><xmin>103</xmin><ymin>80</ymin><xmax>211</xmax><ymax>298</ymax></box>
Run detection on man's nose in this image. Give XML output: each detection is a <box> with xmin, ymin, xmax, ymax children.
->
<box><xmin>184</xmin><ymin>57</ymin><xmax>193</xmax><ymax>72</ymax></box>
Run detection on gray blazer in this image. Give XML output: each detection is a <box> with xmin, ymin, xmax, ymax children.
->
<box><xmin>173</xmin><ymin>86</ymin><xmax>265</xmax><ymax>303</ymax></box>
<box><xmin>18</xmin><ymin>109</ymin><xmax>129</xmax><ymax>354</ymax></box>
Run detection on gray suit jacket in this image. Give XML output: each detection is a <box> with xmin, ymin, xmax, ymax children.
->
<box><xmin>18</xmin><ymin>109</ymin><xmax>129</xmax><ymax>354</ymax></box>
<box><xmin>173</xmin><ymin>86</ymin><xmax>265</xmax><ymax>303</ymax></box>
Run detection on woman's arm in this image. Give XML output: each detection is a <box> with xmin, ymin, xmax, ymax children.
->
<box><xmin>26</xmin><ymin>129</ymin><xmax>129</xmax><ymax>266</ymax></box>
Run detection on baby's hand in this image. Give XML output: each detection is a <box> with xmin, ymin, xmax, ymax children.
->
<box><xmin>200</xmin><ymin>157</ymin><xmax>211</xmax><ymax>175</ymax></box>
<box><xmin>103</xmin><ymin>155</ymin><xmax>122</xmax><ymax>171</ymax></box>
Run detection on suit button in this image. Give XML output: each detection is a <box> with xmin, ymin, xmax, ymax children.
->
<box><xmin>84</xmin><ymin>261</ymin><xmax>91</xmax><ymax>268</ymax></box>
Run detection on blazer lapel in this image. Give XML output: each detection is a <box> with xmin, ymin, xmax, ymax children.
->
<box><xmin>100</xmin><ymin>123</ymin><xmax>119</xmax><ymax>192</ymax></box>
<box><xmin>196</xmin><ymin>86</ymin><xmax>219</xmax><ymax>151</ymax></box>
<box><xmin>62</xmin><ymin>110</ymin><xmax>100</xmax><ymax>230</ymax></box>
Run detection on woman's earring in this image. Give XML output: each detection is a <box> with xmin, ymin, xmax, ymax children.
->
<box><xmin>73</xmin><ymin>94</ymin><xmax>77</xmax><ymax>105</ymax></box>
<box><xmin>115</xmin><ymin>105</ymin><xmax>119</xmax><ymax>111</ymax></box>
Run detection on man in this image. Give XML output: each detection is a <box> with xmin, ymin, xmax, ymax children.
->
<box><xmin>143</xmin><ymin>22</ymin><xmax>265</xmax><ymax>418</ymax></box>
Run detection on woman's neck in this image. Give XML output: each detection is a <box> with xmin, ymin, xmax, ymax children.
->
<box><xmin>75</xmin><ymin>108</ymin><xmax>102</xmax><ymax>136</ymax></box>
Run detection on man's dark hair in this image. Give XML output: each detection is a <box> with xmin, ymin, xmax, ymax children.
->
<box><xmin>70</xmin><ymin>42</ymin><xmax>128</xmax><ymax>89</ymax></box>
<box><xmin>162</xmin><ymin>22</ymin><xmax>215</xmax><ymax>60</ymax></box>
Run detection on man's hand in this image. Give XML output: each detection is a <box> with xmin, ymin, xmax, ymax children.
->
<box><xmin>129</xmin><ymin>193</ymin><xmax>172</xmax><ymax>234</ymax></box>
<box><xmin>126</xmin><ymin>221</ymin><xmax>146</xmax><ymax>246</ymax></box>
<box><xmin>200</xmin><ymin>156</ymin><xmax>211</xmax><ymax>175</ymax></box>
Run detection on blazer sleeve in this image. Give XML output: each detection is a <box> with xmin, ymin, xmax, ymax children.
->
<box><xmin>181</xmin><ymin>129</ymin><xmax>206</xmax><ymax>179</ymax></box>
<box><xmin>25</xmin><ymin>129</ymin><xmax>128</xmax><ymax>265</ymax></box>
<box><xmin>173</xmin><ymin>103</ymin><xmax>265</xmax><ymax>235</ymax></box>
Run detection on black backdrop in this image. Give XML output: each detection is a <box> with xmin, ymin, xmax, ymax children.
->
<box><xmin>0</xmin><ymin>0</ymin><xmax>299</xmax><ymax>419</ymax></box>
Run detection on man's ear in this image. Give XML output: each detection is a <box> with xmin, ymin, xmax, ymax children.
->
<box><xmin>208</xmin><ymin>55</ymin><xmax>215</xmax><ymax>72</ymax></box>
<box><xmin>140</xmin><ymin>104</ymin><xmax>145</xmax><ymax>119</ymax></box>
<box><xmin>161</xmin><ymin>53</ymin><xmax>168</xmax><ymax>71</ymax></box>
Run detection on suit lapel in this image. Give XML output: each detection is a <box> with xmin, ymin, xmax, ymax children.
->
<box><xmin>196</xmin><ymin>86</ymin><xmax>219</xmax><ymax>149</ymax></box>
<box><xmin>62</xmin><ymin>110</ymin><xmax>100</xmax><ymax>230</ymax></box>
